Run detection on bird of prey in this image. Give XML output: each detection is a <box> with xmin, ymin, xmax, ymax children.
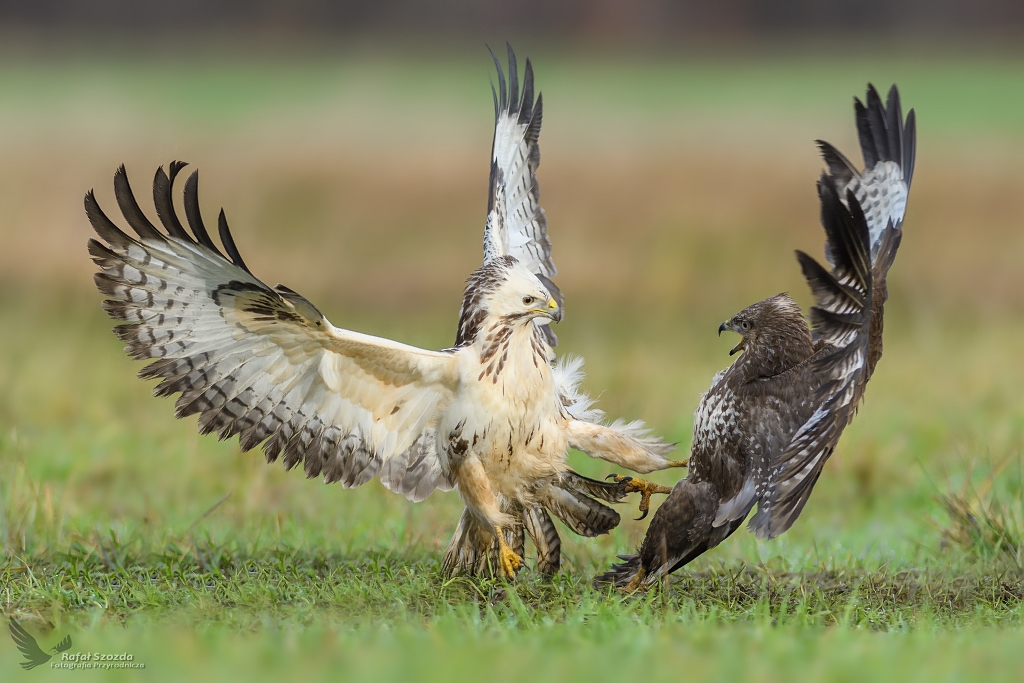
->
<box><xmin>596</xmin><ymin>85</ymin><xmax>915</xmax><ymax>590</ymax></box>
<box><xmin>85</xmin><ymin>46</ymin><xmax>677</xmax><ymax>580</ymax></box>
<box><xmin>8</xmin><ymin>619</ymin><xmax>72</xmax><ymax>670</ymax></box>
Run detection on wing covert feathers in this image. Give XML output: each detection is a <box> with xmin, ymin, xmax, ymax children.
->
<box><xmin>87</xmin><ymin>163</ymin><xmax>458</xmax><ymax>501</ymax></box>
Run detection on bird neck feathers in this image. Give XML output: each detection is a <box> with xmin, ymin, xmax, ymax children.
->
<box><xmin>474</xmin><ymin>317</ymin><xmax>549</xmax><ymax>384</ymax></box>
<box><xmin>455</xmin><ymin>256</ymin><xmax>519</xmax><ymax>347</ymax></box>
<box><xmin>734</xmin><ymin>319</ymin><xmax>815</xmax><ymax>381</ymax></box>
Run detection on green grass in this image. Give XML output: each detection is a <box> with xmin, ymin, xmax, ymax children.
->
<box><xmin>3</xmin><ymin>46</ymin><xmax>1024</xmax><ymax>680</ymax></box>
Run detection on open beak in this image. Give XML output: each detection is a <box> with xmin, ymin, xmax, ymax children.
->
<box><xmin>719</xmin><ymin>320</ymin><xmax>746</xmax><ymax>356</ymax></box>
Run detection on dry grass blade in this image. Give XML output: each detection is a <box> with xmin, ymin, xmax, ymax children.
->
<box><xmin>933</xmin><ymin>458</ymin><xmax>1024</xmax><ymax>568</ymax></box>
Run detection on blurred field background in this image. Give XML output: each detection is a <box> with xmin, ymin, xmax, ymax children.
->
<box><xmin>3</xmin><ymin>2</ymin><xmax>1024</xmax><ymax>680</ymax></box>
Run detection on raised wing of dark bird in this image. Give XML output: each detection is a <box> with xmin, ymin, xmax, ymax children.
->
<box><xmin>8</xmin><ymin>619</ymin><xmax>52</xmax><ymax>670</ymax></box>
<box><xmin>750</xmin><ymin>85</ymin><xmax>916</xmax><ymax>539</ymax></box>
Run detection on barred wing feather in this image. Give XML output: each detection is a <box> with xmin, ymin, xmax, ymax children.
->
<box><xmin>482</xmin><ymin>44</ymin><xmax>561</xmax><ymax>344</ymax></box>
<box><xmin>87</xmin><ymin>163</ymin><xmax>459</xmax><ymax>500</ymax></box>
<box><xmin>816</xmin><ymin>83</ymin><xmax>915</xmax><ymax>263</ymax></box>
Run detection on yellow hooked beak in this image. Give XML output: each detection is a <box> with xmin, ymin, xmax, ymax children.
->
<box><xmin>531</xmin><ymin>297</ymin><xmax>561</xmax><ymax>321</ymax></box>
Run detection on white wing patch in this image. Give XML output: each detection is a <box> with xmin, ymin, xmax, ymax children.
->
<box><xmin>839</xmin><ymin>160</ymin><xmax>907</xmax><ymax>259</ymax></box>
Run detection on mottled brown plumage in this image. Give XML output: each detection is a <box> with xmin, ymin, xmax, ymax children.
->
<box><xmin>596</xmin><ymin>84</ymin><xmax>915</xmax><ymax>589</ymax></box>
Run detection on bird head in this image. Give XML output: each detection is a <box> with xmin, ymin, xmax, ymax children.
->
<box><xmin>490</xmin><ymin>262</ymin><xmax>560</xmax><ymax>322</ymax></box>
<box><xmin>456</xmin><ymin>256</ymin><xmax>560</xmax><ymax>346</ymax></box>
<box><xmin>718</xmin><ymin>293</ymin><xmax>807</xmax><ymax>358</ymax></box>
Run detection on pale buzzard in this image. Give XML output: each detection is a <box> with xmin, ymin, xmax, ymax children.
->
<box><xmin>86</xmin><ymin>46</ymin><xmax>677</xmax><ymax>579</ymax></box>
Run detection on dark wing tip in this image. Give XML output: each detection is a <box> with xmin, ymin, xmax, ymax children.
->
<box><xmin>490</xmin><ymin>42</ymin><xmax>536</xmax><ymax>122</ymax></box>
<box><xmin>113</xmin><ymin>165</ymin><xmax>165</xmax><ymax>242</ymax></box>
<box><xmin>218</xmin><ymin>208</ymin><xmax>251</xmax><ymax>274</ymax></box>
<box><xmin>903</xmin><ymin>108</ymin><xmax>917</xmax><ymax>188</ymax></box>
<box><xmin>815</xmin><ymin>139</ymin><xmax>857</xmax><ymax>184</ymax></box>
<box><xmin>85</xmin><ymin>187</ymin><xmax>134</xmax><ymax>247</ymax></box>
<box><xmin>153</xmin><ymin>163</ymin><xmax>191</xmax><ymax>241</ymax></box>
<box><xmin>182</xmin><ymin>168</ymin><xmax>223</xmax><ymax>255</ymax></box>
<box><xmin>506</xmin><ymin>42</ymin><xmax>519</xmax><ymax>114</ymax></box>
<box><xmin>488</xmin><ymin>44</ymin><xmax>507</xmax><ymax>114</ymax></box>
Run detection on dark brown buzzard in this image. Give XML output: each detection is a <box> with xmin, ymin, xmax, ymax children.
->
<box><xmin>596</xmin><ymin>85</ymin><xmax>915</xmax><ymax>590</ymax></box>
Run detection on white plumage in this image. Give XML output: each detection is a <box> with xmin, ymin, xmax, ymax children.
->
<box><xmin>86</xmin><ymin>46</ymin><xmax>674</xmax><ymax>578</ymax></box>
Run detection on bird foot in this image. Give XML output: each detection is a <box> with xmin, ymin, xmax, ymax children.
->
<box><xmin>606</xmin><ymin>474</ymin><xmax>672</xmax><ymax>520</ymax></box>
<box><xmin>623</xmin><ymin>566</ymin><xmax>648</xmax><ymax>593</ymax></box>
<box><xmin>666</xmin><ymin>459</ymin><xmax>689</xmax><ymax>468</ymax></box>
<box><xmin>494</xmin><ymin>526</ymin><xmax>523</xmax><ymax>579</ymax></box>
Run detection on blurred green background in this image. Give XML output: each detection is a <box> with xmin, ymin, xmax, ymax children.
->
<box><xmin>2</xmin><ymin>3</ymin><xmax>1024</xmax><ymax>680</ymax></box>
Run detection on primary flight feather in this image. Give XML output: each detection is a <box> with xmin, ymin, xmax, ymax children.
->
<box><xmin>86</xmin><ymin>45</ymin><xmax>676</xmax><ymax>579</ymax></box>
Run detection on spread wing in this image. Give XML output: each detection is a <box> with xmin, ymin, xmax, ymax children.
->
<box><xmin>481</xmin><ymin>44</ymin><xmax>562</xmax><ymax>345</ymax></box>
<box><xmin>8</xmin><ymin>620</ymin><xmax>50</xmax><ymax>669</ymax></box>
<box><xmin>750</xmin><ymin>85</ymin><xmax>916</xmax><ymax>539</ymax></box>
<box><xmin>749</xmin><ymin>177</ymin><xmax>873</xmax><ymax>539</ymax></box>
<box><xmin>87</xmin><ymin>163</ymin><xmax>459</xmax><ymax>501</ymax></box>
<box><xmin>817</xmin><ymin>83</ymin><xmax>915</xmax><ymax>266</ymax></box>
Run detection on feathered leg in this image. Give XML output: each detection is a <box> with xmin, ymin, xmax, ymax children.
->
<box><xmin>446</xmin><ymin>453</ymin><xmax>523</xmax><ymax>578</ymax></box>
<box><xmin>594</xmin><ymin>478</ymin><xmax>740</xmax><ymax>590</ymax></box>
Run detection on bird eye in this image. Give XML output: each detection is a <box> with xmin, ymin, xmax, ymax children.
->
<box><xmin>740</xmin><ymin>320</ymin><xmax>751</xmax><ymax>331</ymax></box>
<box><xmin>523</xmin><ymin>296</ymin><xmax>535</xmax><ymax>305</ymax></box>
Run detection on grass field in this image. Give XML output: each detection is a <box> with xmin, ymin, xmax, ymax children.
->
<box><xmin>2</xmin><ymin>45</ymin><xmax>1024</xmax><ymax>681</ymax></box>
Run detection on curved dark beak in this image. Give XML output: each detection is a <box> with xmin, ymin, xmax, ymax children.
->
<box><xmin>718</xmin><ymin>322</ymin><xmax>728</xmax><ymax>336</ymax></box>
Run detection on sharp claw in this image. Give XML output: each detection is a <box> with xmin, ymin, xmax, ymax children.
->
<box><xmin>634</xmin><ymin>508</ymin><xmax>649</xmax><ymax>521</ymax></box>
<box><xmin>605</xmin><ymin>473</ymin><xmax>618</xmax><ymax>481</ymax></box>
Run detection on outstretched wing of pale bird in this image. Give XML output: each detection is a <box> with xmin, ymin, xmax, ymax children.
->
<box><xmin>475</xmin><ymin>43</ymin><xmax>562</xmax><ymax>347</ymax></box>
<box><xmin>87</xmin><ymin>164</ymin><xmax>460</xmax><ymax>501</ymax></box>
<box><xmin>749</xmin><ymin>86</ymin><xmax>916</xmax><ymax>539</ymax></box>
<box><xmin>8</xmin><ymin>619</ymin><xmax>51</xmax><ymax>670</ymax></box>
<box><xmin>52</xmin><ymin>634</ymin><xmax>72</xmax><ymax>653</ymax></box>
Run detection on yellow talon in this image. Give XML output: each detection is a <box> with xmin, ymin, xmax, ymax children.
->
<box><xmin>666</xmin><ymin>459</ymin><xmax>689</xmax><ymax>468</ymax></box>
<box><xmin>607</xmin><ymin>474</ymin><xmax>673</xmax><ymax>520</ymax></box>
<box><xmin>623</xmin><ymin>566</ymin><xmax>648</xmax><ymax>593</ymax></box>
<box><xmin>495</xmin><ymin>526</ymin><xmax>523</xmax><ymax>579</ymax></box>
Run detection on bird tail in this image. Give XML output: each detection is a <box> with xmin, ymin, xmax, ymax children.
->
<box><xmin>592</xmin><ymin>554</ymin><xmax>645</xmax><ymax>589</ymax></box>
